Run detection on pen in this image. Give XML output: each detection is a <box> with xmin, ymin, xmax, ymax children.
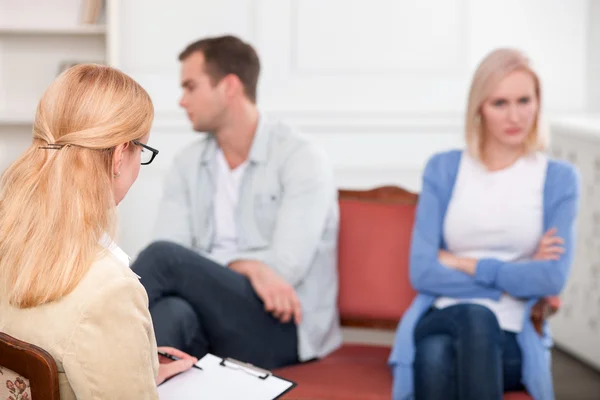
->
<box><xmin>158</xmin><ymin>350</ymin><xmax>203</xmax><ymax>370</ymax></box>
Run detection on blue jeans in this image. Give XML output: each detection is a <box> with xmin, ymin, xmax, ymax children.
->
<box><xmin>131</xmin><ymin>241</ymin><xmax>299</xmax><ymax>370</ymax></box>
<box><xmin>414</xmin><ymin>304</ymin><xmax>524</xmax><ymax>400</ymax></box>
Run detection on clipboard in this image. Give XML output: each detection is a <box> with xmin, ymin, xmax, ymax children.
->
<box><xmin>157</xmin><ymin>353</ymin><xmax>297</xmax><ymax>400</ymax></box>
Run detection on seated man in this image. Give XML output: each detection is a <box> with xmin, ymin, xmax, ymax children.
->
<box><xmin>132</xmin><ymin>35</ymin><xmax>342</xmax><ymax>370</ymax></box>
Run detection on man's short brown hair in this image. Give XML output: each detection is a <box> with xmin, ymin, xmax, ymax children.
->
<box><xmin>179</xmin><ymin>35</ymin><xmax>260</xmax><ymax>103</ymax></box>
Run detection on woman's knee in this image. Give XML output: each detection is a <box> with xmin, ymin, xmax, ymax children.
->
<box><xmin>414</xmin><ymin>334</ymin><xmax>454</xmax><ymax>374</ymax></box>
<box><xmin>451</xmin><ymin>304</ymin><xmax>501</xmax><ymax>337</ymax></box>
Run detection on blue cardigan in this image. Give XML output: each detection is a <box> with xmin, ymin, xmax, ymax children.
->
<box><xmin>388</xmin><ymin>150</ymin><xmax>580</xmax><ymax>400</ymax></box>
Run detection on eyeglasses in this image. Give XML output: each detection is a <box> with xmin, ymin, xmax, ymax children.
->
<box><xmin>133</xmin><ymin>140</ymin><xmax>159</xmax><ymax>165</ymax></box>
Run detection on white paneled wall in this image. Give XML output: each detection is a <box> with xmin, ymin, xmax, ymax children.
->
<box><xmin>114</xmin><ymin>0</ymin><xmax>588</xmax><ymax>116</ymax></box>
<box><xmin>108</xmin><ymin>0</ymin><xmax>590</xmax><ymax>257</ymax></box>
<box><xmin>588</xmin><ymin>0</ymin><xmax>600</xmax><ymax>112</ymax></box>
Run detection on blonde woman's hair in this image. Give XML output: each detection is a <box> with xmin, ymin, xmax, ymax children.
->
<box><xmin>465</xmin><ymin>48</ymin><xmax>548</xmax><ymax>160</ymax></box>
<box><xmin>0</xmin><ymin>64</ymin><xmax>154</xmax><ymax>308</ymax></box>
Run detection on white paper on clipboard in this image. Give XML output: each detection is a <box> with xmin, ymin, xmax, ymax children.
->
<box><xmin>157</xmin><ymin>353</ymin><xmax>296</xmax><ymax>400</ymax></box>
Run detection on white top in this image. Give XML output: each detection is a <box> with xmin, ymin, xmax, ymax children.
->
<box><xmin>210</xmin><ymin>149</ymin><xmax>249</xmax><ymax>261</ymax></box>
<box><xmin>435</xmin><ymin>151</ymin><xmax>547</xmax><ymax>332</ymax></box>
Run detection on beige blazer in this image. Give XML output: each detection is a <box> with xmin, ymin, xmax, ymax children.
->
<box><xmin>0</xmin><ymin>251</ymin><xmax>159</xmax><ymax>399</ymax></box>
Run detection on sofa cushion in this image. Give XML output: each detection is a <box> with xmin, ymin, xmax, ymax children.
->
<box><xmin>277</xmin><ymin>344</ymin><xmax>392</xmax><ymax>400</ymax></box>
<box><xmin>276</xmin><ymin>344</ymin><xmax>533</xmax><ymax>400</ymax></box>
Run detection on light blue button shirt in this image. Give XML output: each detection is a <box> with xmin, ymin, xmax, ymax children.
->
<box><xmin>153</xmin><ymin>115</ymin><xmax>342</xmax><ymax>361</ymax></box>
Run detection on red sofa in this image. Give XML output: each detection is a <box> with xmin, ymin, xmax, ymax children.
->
<box><xmin>276</xmin><ymin>186</ymin><xmax>558</xmax><ymax>400</ymax></box>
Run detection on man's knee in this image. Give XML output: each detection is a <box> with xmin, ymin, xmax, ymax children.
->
<box><xmin>140</xmin><ymin>240</ymin><xmax>184</xmax><ymax>258</ymax></box>
<box><xmin>151</xmin><ymin>297</ymin><xmax>199</xmax><ymax>344</ymax></box>
<box><xmin>133</xmin><ymin>240</ymin><xmax>187</xmax><ymax>274</ymax></box>
<box><xmin>153</xmin><ymin>296</ymin><xmax>196</xmax><ymax>322</ymax></box>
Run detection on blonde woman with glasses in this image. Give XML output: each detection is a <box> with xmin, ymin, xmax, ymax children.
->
<box><xmin>389</xmin><ymin>49</ymin><xmax>580</xmax><ymax>400</ymax></box>
<box><xmin>0</xmin><ymin>64</ymin><xmax>196</xmax><ymax>399</ymax></box>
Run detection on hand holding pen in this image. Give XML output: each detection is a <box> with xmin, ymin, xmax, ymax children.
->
<box><xmin>156</xmin><ymin>346</ymin><xmax>200</xmax><ymax>385</ymax></box>
<box><xmin>158</xmin><ymin>349</ymin><xmax>202</xmax><ymax>370</ymax></box>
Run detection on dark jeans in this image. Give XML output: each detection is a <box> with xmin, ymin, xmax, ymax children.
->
<box><xmin>414</xmin><ymin>304</ymin><xmax>524</xmax><ymax>400</ymax></box>
<box><xmin>131</xmin><ymin>241</ymin><xmax>299</xmax><ymax>370</ymax></box>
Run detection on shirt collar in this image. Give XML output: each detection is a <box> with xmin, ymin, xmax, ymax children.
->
<box><xmin>99</xmin><ymin>233</ymin><xmax>139</xmax><ymax>278</ymax></box>
<box><xmin>200</xmin><ymin>113</ymin><xmax>270</xmax><ymax>165</ymax></box>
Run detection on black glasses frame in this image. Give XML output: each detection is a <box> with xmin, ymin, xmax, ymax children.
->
<box><xmin>133</xmin><ymin>140</ymin><xmax>159</xmax><ymax>165</ymax></box>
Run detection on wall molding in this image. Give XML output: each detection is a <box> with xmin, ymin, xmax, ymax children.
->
<box><xmin>151</xmin><ymin>110</ymin><xmax>463</xmax><ymax>134</ymax></box>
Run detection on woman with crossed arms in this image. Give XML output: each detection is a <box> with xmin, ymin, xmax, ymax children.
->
<box><xmin>390</xmin><ymin>48</ymin><xmax>580</xmax><ymax>400</ymax></box>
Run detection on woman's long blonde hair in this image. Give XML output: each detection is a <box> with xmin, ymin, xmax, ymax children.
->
<box><xmin>0</xmin><ymin>64</ymin><xmax>154</xmax><ymax>308</ymax></box>
<box><xmin>465</xmin><ymin>48</ymin><xmax>548</xmax><ymax>160</ymax></box>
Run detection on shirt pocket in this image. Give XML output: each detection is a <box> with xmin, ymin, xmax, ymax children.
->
<box><xmin>253</xmin><ymin>192</ymin><xmax>280</xmax><ymax>237</ymax></box>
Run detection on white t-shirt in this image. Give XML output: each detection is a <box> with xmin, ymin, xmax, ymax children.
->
<box><xmin>434</xmin><ymin>151</ymin><xmax>547</xmax><ymax>332</ymax></box>
<box><xmin>210</xmin><ymin>149</ymin><xmax>248</xmax><ymax>261</ymax></box>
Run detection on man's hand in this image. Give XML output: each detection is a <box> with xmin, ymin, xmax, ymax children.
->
<box><xmin>155</xmin><ymin>346</ymin><xmax>198</xmax><ymax>386</ymax></box>
<box><xmin>229</xmin><ymin>260</ymin><xmax>302</xmax><ymax>325</ymax></box>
